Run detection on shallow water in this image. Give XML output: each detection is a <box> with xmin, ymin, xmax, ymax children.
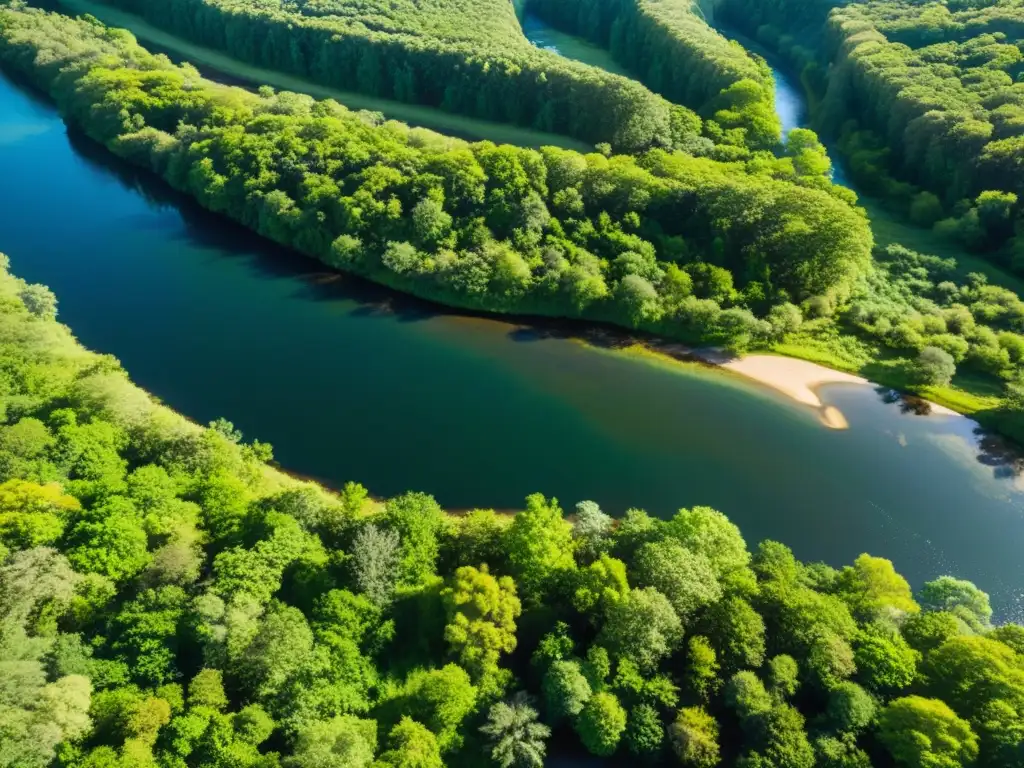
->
<box><xmin>2</xmin><ymin>69</ymin><xmax>1024</xmax><ymax>618</ymax></box>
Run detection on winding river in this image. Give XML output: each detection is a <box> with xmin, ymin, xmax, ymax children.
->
<box><xmin>3</xmin><ymin>8</ymin><xmax>1024</xmax><ymax>619</ymax></box>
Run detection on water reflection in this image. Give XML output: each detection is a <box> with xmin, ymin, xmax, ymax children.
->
<box><xmin>876</xmin><ymin>386</ymin><xmax>1024</xmax><ymax>483</ymax></box>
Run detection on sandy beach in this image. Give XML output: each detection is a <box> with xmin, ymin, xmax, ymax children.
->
<box><xmin>692</xmin><ymin>350</ymin><xmax>957</xmax><ymax>428</ymax></box>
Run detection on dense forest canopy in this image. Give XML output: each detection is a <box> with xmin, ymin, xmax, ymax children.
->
<box><xmin>1</xmin><ymin>253</ymin><xmax>1023</xmax><ymax>767</ymax></box>
<box><xmin>68</xmin><ymin>0</ymin><xmax>709</xmax><ymax>152</ymax></box>
<box><xmin>527</xmin><ymin>0</ymin><xmax>783</xmax><ymax>150</ymax></box>
<box><xmin>0</xmin><ymin>4</ymin><xmax>871</xmax><ymax>353</ymax></box>
<box><xmin>718</xmin><ymin>0</ymin><xmax>1024</xmax><ymax>271</ymax></box>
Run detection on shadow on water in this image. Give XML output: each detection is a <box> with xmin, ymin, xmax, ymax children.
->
<box><xmin>877</xmin><ymin>386</ymin><xmax>944</xmax><ymax>417</ymax></box>
<box><xmin>64</xmin><ymin>125</ymin><xmax>447</xmax><ymax>321</ymax></box>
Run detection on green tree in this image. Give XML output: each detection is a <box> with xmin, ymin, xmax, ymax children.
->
<box><xmin>826</xmin><ymin>682</ymin><xmax>876</xmax><ymax>734</ymax></box>
<box><xmin>65</xmin><ymin>505</ymin><xmax>150</xmax><ymax>583</ymax></box>
<box><xmin>576</xmin><ymin>691</ymin><xmax>627</xmax><ymax>757</ymax></box>
<box><xmin>668</xmin><ymin>706</ymin><xmax>720</xmax><ymax>768</ymax></box>
<box><xmin>702</xmin><ymin>596</ymin><xmax>766</xmax><ymax>672</ymax></box>
<box><xmin>685</xmin><ymin>636</ymin><xmax>720</xmax><ymax>701</ymax></box>
<box><xmin>383</xmin><ymin>492</ymin><xmax>445</xmax><ymax>587</ymax></box>
<box><xmin>377</xmin><ymin>718</ymin><xmax>443</xmax><ymax>768</ymax></box>
<box><xmin>503</xmin><ymin>494</ymin><xmax>575</xmax><ymax>605</ymax></box>
<box><xmin>441</xmin><ymin>564</ymin><xmax>520</xmax><ymax>691</ymax></box>
<box><xmin>597</xmin><ymin>587</ymin><xmax>683</xmax><ymax>673</ymax></box>
<box><xmin>633</xmin><ymin>539</ymin><xmax>721</xmax><ymax>620</ymax></box>
<box><xmin>624</xmin><ymin>703</ymin><xmax>664</xmax><ymax>757</ymax></box>
<box><xmin>836</xmin><ymin>554</ymin><xmax>919</xmax><ymax>620</ymax></box>
<box><xmin>918</xmin><ymin>577</ymin><xmax>993</xmax><ymax>631</ymax></box>
<box><xmin>0</xmin><ymin>480</ymin><xmax>79</xmax><ymax>549</ymax></box>
<box><xmin>853</xmin><ymin>625</ymin><xmax>918</xmax><ymax>694</ymax></box>
<box><xmin>188</xmin><ymin>669</ymin><xmax>228</xmax><ymax>711</ymax></box>
<box><xmin>236</xmin><ymin>602</ymin><xmax>314</xmax><ymax>703</ymax></box>
<box><xmin>351</xmin><ymin>524</ymin><xmax>401</xmax><ymax>607</ymax></box>
<box><xmin>284</xmin><ymin>715</ymin><xmax>378</xmax><ymax>768</ymax></box>
<box><xmin>726</xmin><ymin>671</ymin><xmax>772</xmax><ymax>727</ymax></box>
<box><xmin>768</xmin><ymin>654</ymin><xmax>800</xmax><ymax>699</ymax></box>
<box><xmin>571</xmin><ymin>554</ymin><xmax>629</xmax><ymax>618</ymax></box>
<box><xmin>902</xmin><ymin>611</ymin><xmax>964</xmax><ymax>655</ymax></box>
<box><xmin>665</xmin><ymin>506</ymin><xmax>751</xmax><ymax>582</ymax></box>
<box><xmin>572</xmin><ymin>500</ymin><xmax>613</xmax><ymax>561</ymax></box>
<box><xmin>921</xmin><ymin>635</ymin><xmax>1024</xmax><ymax>722</ymax></box>
<box><xmin>807</xmin><ymin>631</ymin><xmax>857</xmax><ymax>690</ymax></box>
<box><xmin>542</xmin><ymin>660</ymin><xmax>592</xmax><ymax>721</ymax></box>
<box><xmin>110</xmin><ymin>586</ymin><xmax>188</xmax><ymax>686</ymax></box>
<box><xmin>878</xmin><ymin>696</ymin><xmax>979</xmax><ymax>768</ymax></box>
<box><xmin>914</xmin><ymin>347</ymin><xmax>957</xmax><ymax>387</ymax></box>
<box><xmin>479</xmin><ymin>692</ymin><xmax>551</xmax><ymax>768</ymax></box>
<box><xmin>814</xmin><ymin>734</ymin><xmax>873</xmax><ymax>768</ymax></box>
<box><xmin>18</xmin><ymin>283</ymin><xmax>57</xmax><ymax>320</ymax></box>
<box><xmin>392</xmin><ymin>665</ymin><xmax>477</xmax><ymax>752</ymax></box>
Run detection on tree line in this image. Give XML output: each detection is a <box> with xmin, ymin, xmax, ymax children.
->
<box><xmin>1</xmin><ymin>251</ymin><xmax>1023</xmax><ymax>768</ymax></box>
<box><xmin>0</xmin><ymin>5</ymin><xmax>871</xmax><ymax>356</ymax></box>
<box><xmin>81</xmin><ymin>0</ymin><xmax>704</xmax><ymax>153</ymax></box>
<box><xmin>526</xmin><ymin>0</ymin><xmax>782</xmax><ymax>151</ymax></box>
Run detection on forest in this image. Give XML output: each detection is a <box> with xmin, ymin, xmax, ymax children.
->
<box><xmin>0</xmin><ymin>5</ymin><xmax>870</xmax><ymax>351</ymax></box>
<box><xmin>66</xmin><ymin>0</ymin><xmax>707</xmax><ymax>153</ymax></box>
<box><xmin>717</xmin><ymin>0</ymin><xmax>1024</xmax><ymax>269</ymax></box>
<box><xmin>2</xmin><ymin>1</ymin><xmax>1024</xmax><ymax>766</ymax></box>
<box><xmin>526</xmin><ymin>0</ymin><xmax>782</xmax><ymax>151</ymax></box>
<box><xmin>2</xmin><ymin>247</ymin><xmax>1024</xmax><ymax>768</ymax></box>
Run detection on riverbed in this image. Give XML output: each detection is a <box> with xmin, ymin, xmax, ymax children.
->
<box><xmin>3</xmin><ymin>67</ymin><xmax>1024</xmax><ymax>618</ymax></box>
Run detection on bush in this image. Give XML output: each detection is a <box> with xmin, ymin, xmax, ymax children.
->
<box><xmin>913</xmin><ymin>347</ymin><xmax>956</xmax><ymax>387</ymax></box>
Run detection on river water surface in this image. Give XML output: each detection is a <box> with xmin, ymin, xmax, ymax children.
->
<box><xmin>3</xmin><ymin>23</ymin><xmax>1024</xmax><ymax>618</ymax></box>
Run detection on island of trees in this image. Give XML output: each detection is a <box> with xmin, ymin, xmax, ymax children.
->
<box><xmin>1</xmin><ymin>251</ymin><xmax>1023</xmax><ymax>768</ymax></box>
<box><xmin>0</xmin><ymin>5</ymin><xmax>869</xmax><ymax>348</ymax></box>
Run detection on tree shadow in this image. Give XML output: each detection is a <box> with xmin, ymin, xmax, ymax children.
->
<box><xmin>63</xmin><ymin>126</ymin><xmax>449</xmax><ymax>323</ymax></box>
<box><xmin>875</xmin><ymin>386</ymin><xmax>936</xmax><ymax>416</ymax></box>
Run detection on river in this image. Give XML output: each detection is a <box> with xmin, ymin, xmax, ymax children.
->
<box><xmin>4</xmin><ymin>8</ymin><xmax>1024</xmax><ymax>619</ymax></box>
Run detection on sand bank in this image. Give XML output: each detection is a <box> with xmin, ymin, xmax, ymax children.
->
<box><xmin>692</xmin><ymin>351</ymin><xmax>957</xmax><ymax>428</ymax></box>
